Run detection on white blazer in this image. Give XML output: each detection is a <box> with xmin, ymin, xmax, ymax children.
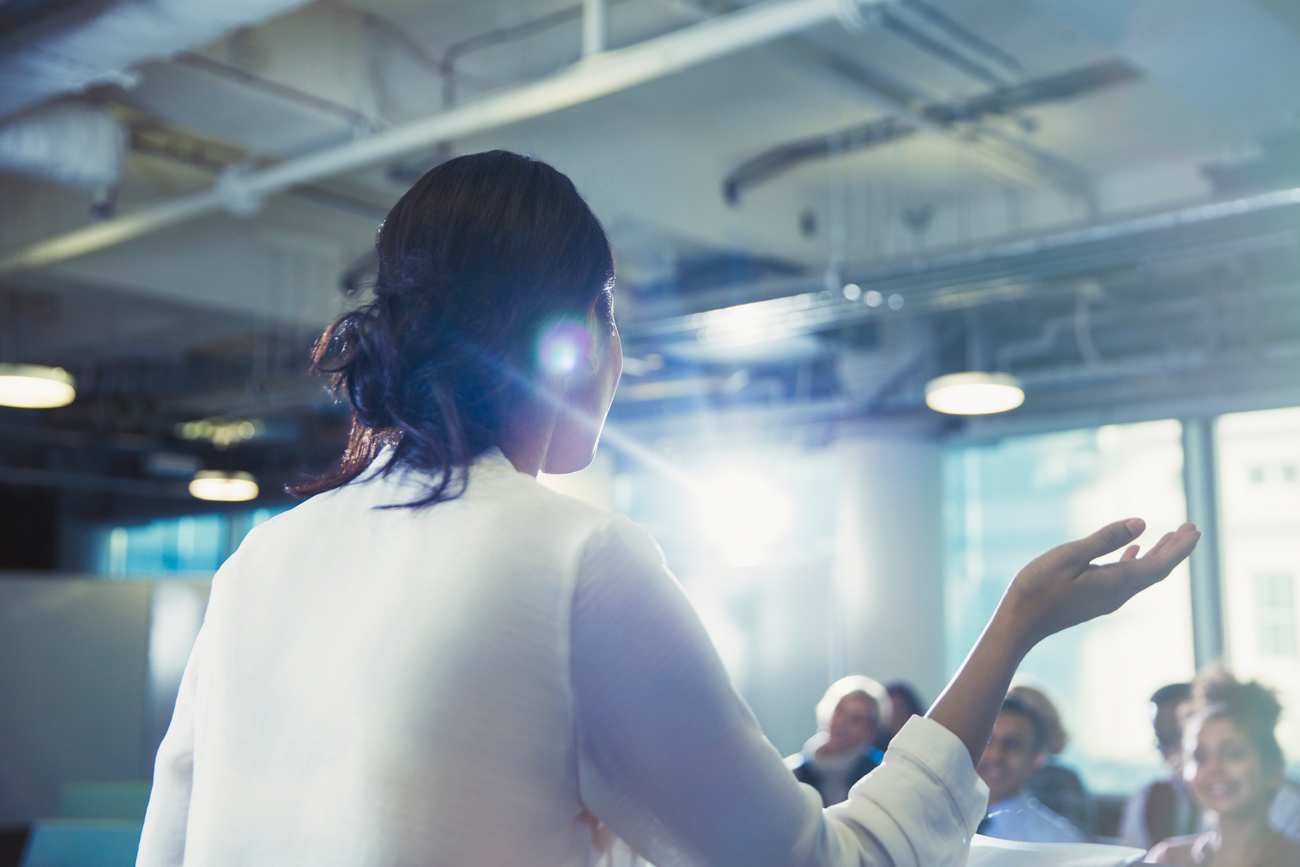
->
<box><xmin>138</xmin><ymin>449</ymin><xmax>986</xmax><ymax>867</ymax></box>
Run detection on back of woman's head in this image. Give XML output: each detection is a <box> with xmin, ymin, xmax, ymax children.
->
<box><xmin>1186</xmin><ymin>664</ymin><xmax>1285</xmax><ymax>769</ymax></box>
<box><xmin>292</xmin><ymin>151</ymin><xmax>615</xmax><ymax>505</ymax></box>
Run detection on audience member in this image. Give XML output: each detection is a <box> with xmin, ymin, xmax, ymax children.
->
<box><xmin>976</xmin><ymin>696</ymin><xmax>1086</xmax><ymax>844</ymax></box>
<box><xmin>785</xmin><ymin>675</ymin><xmax>889</xmax><ymax>806</ymax></box>
<box><xmin>872</xmin><ymin>681</ymin><xmax>926</xmax><ymax>753</ymax></box>
<box><xmin>1119</xmin><ymin>682</ymin><xmax>1198</xmax><ymax>850</ymax></box>
<box><xmin>1147</xmin><ymin>667</ymin><xmax>1300</xmax><ymax>866</ymax></box>
<box><xmin>1010</xmin><ymin>683</ymin><xmax>1094</xmax><ymax>838</ymax></box>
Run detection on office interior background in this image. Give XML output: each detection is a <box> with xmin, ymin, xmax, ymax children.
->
<box><xmin>1</xmin><ymin>0</ymin><xmax>1299</xmax><ymax>852</ymax></box>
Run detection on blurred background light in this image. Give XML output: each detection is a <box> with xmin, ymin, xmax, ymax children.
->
<box><xmin>925</xmin><ymin>371</ymin><xmax>1025</xmax><ymax>415</ymax></box>
<box><xmin>0</xmin><ymin>364</ymin><xmax>75</xmax><ymax>408</ymax></box>
<box><xmin>188</xmin><ymin>470</ymin><xmax>259</xmax><ymax>502</ymax></box>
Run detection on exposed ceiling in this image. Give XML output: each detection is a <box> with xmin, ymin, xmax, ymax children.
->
<box><xmin>1</xmin><ymin>0</ymin><xmax>1300</xmax><ymax>518</ymax></box>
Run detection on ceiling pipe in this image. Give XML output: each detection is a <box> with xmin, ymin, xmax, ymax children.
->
<box><xmin>0</xmin><ymin>0</ymin><xmax>882</xmax><ymax>276</ymax></box>
<box><xmin>626</xmin><ymin>185</ymin><xmax>1300</xmax><ymax>345</ymax></box>
<box><xmin>723</xmin><ymin>59</ymin><xmax>1138</xmax><ymax>204</ymax></box>
<box><xmin>583</xmin><ymin>0</ymin><xmax>607</xmax><ymax>57</ymax></box>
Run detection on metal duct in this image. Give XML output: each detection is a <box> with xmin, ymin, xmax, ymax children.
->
<box><xmin>0</xmin><ymin>102</ymin><xmax>126</xmax><ymax>192</ymax></box>
<box><xmin>0</xmin><ymin>0</ymin><xmax>889</xmax><ymax>275</ymax></box>
<box><xmin>723</xmin><ymin>60</ymin><xmax>1140</xmax><ymax>203</ymax></box>
<box><xmin>627</xmin><ymin>185</ymin><xmax>1300</xmax><ymax>346</ymax></box>
<box><xmin>0</xmin><ymin>0</ymin><xmax>316</xmax><ymax>121</ymax></box>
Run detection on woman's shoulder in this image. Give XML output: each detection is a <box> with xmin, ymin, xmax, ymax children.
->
<box><xmin>1146</xmin><ymin>833</ymin><xmax>1203</xmax><ymax>865</ymax></box>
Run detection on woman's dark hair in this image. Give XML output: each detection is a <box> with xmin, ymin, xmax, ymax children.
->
<box><xmin>290</xmin><ymin>151</ymin><xmax>614</xmax><ymax>506</ymax></box>
<box><xmin>1184</xmin><ymin>665</ymin><xmax>1285</xmax><ymax>770</ymax></box>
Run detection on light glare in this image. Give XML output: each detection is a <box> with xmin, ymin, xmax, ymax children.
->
<box><xmin>697</xmin><ymin>467</ymin><xmax>794</xmax><ymax>565</ymax></box>
<box><xmin>537</xmin><ymin>318</ymin><xmax>591</xmax><ymax>376</ymax></box>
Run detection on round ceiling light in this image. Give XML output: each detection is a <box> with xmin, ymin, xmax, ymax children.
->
<box><xmin>0</xmin><ymin>364</ymin><xmax>76</xmax><ymax>408</ymax></box>
<box><xmin>925</xmin><ymin>371</ymin><xmax>1025</xmax><ymax>415</ymax></box>
<box><xmin>189</xmin><ymin>470</ymin><xmax>260</xmax><ymax>502</ymax></box>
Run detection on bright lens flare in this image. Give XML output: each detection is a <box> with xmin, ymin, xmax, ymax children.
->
<box><xmin>925</xmin><ymin>372</ymin><xmax>1025</xmax><ymax>415</ymax></box>
<box><xmin>537</xmin><ymin>318</ymin><xmax>593</xmax><ymax>376</ymax></box>
<box><xmin>697</xmin><ymin>468</ymin><xmax>794</xmax><ymax>566</ymax></box>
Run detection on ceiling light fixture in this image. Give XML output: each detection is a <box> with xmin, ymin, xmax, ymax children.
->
<box><xmin>189</xmin><ymin>470</ymin><xmax>260</xmax><ymax>502</ymax></box>
<box><xmin>925</xmin><ymin>371</ymin><xmax>1025</xmax><ymax>415</ymax></box>
<box><xmin>0</xmin><ymin>364</ymin><xmax>76</xmax><ymax>408</ymax></box>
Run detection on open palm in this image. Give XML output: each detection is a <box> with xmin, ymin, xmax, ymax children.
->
<box><xmin>1001</xmin><ymin>518</ymin><xmax>1202</xmax><ymax>647</ymax></box>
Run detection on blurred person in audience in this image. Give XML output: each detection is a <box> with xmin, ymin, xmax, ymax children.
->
<box><xmin>785</xmin><ymin>676</ymin><xmax>889</xmax><ymax>806</ymax></box>
<box><xmin>1119</xmin><ymin>682</ymin><xmax>1198</xmax><ymax>850</ymax></box>
<box><xmin>872</xmin><ymin>681</ymin><xmax>926</xmax><ymax>753</ymax></box>
<box><xmin>977</xmin><ymin>696</ymin><xmax>1087</xmax><ymax>844</ymax></box>
<box><xmin>1147</xmin><ymin>668</ymin><xmax>1300</xmax><ymax>866</ymax></box>
<box><xmin>134</xmin><ymin>150</ymin><xmax>1202</xmax><ymax>867</ymax></box>
<box><xmin>1009</xmin><ymin>683</ymin><xmax>1094</xmax><ymax>838</ymax></box>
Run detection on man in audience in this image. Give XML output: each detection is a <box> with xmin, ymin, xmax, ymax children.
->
<box><xmin>976</xmin><ymin>696</ymin><xmax>1086</xmax><ymax>843</ymax></box>
<box><xmin>1119</xmin><ymin>683</ymin><xmax>1197</xmax><ymax>850</ymax></box>
<box><xmin>1011</xmin><ymin>683</ymin><xmax>1093</xmax><ymax>838</ymax></box>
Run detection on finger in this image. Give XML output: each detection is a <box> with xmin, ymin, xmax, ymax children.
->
<box><xmin>1143</xmin><ymin>531</ymin><xmax>1175</xmax><ymax>559</ymax></box>
<box><xmin>1151</xmin><ymin>526</ymin><xmax>1200</xmax><ymax>566</ymax></box>
<box><xmin>1096</xmin><ymin>526</ymin><xmax>1200</xmax><ymax>591</ymax></box>
<box><xmin>1120</xmin><ymin>544</ymin><xmax>1140</xmax><ymax>562</ymax></box>
<box><xmin>1144</xmin><ymin>524</ymin><xmax>1198</xmax><ymax>563</ymax></box>
<box><xmin>1066</xmin><ymin>518</ymin><xmax>1146</xmax><ymax>564</ymax></box>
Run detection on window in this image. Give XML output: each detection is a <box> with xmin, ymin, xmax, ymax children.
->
<box><xmin>1217</xmin><ymin>407</ymin><xmax>1300</xmax><ymax>770</ymax></box>
<box><xmin>1254</xmin><ymin>573</ymin><xmax>1297</xmax><ymax>658</ymax></box>
<box><xmin>86</xmin><ymin>508</ymin><xmax>286</xmax><ymax>578</ymax></box>
<box><xmin>944</xmin><ymin>420</ymin><xmax>1194</xmax><ymax>793</ymax></box>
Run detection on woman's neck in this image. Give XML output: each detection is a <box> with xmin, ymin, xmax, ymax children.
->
<box><xmin>1210</xmin><ymin>812</ymin><xmax>1276</xmax><ymax>865</ymax></box>
<box><xmin>499</xmin><ymin>405</ymin><xmax>559</xmax><ymax>477</ymax></box>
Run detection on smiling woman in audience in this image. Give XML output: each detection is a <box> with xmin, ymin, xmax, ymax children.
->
<box><xmin>1148</xmin><ymin>668</ymin><xmax>1300</xmax><ymax>867</ymax></box>
<box><xmin>135</xmin><ymin>150</ymin><xmax>1201</xmax><ymax>867</ymax></box>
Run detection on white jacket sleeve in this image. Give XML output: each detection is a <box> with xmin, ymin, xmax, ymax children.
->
<box><xmin>571</xmin><ymin>518</ymin><xmax>986</xmax><ymax>867</ymax></box>
<box><xmin>136</xmin><ymin>628</ymin><xmax>204</xmax><ymax>867</ymax></box>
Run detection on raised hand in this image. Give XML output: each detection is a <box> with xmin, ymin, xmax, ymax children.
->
<box><xmin>928</xmin><ymin>519</ymin><xmax>1200</xmax><ymax>764</ymax></box>
<box><xmin>997</xmin><ymin>518</ymin><xmax>1201</xmax><ymax>651</ymax></box>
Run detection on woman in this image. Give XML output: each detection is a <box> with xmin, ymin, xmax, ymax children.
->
<box><xmin>1148</xmin><ymin>669</ymin><xmax>1300</xmax><ymax>866</ymax></box>
<box><xmin>787</xmin><ymin>676</ymin><xmax>891</xmax><ymax>806</ymax></box>
<box><xmin>136</xmin><ymin>150</ymin><xmax>1200</xmax><ymax>867</ymax></box>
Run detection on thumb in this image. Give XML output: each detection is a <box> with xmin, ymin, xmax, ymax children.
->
<box><xmin>1066</xmin><ymin>518</ymin><xmax>1146</xmax><ymax>564</ymax></box>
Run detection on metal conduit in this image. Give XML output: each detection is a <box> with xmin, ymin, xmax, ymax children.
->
<box><xmin>626</xmin><ymin>186</ymin><xmax>1300</xmax><ymax>345</ymax></box>
<box><xmin>0</xmin><ymin>0</ymin><xmax>880</xmax><ymax>275</ymax></box>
